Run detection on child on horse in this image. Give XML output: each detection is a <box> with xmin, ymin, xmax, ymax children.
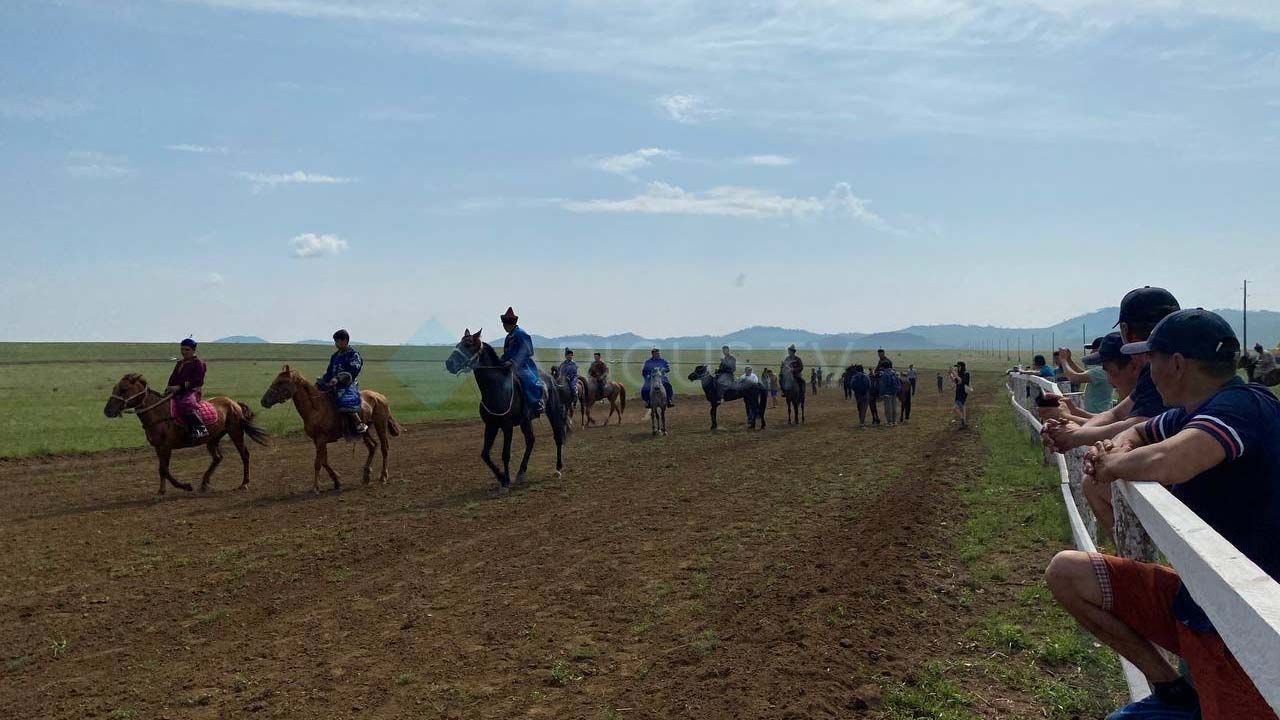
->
<box><xmin>166</xmin><ymin>337</ymin><xmax>209</xmax><ymax>440</ymax></box>
<box><xmin>319</xmin><ymin>329</ymin><xmax>367</xmax><ymax>435</ymax></box>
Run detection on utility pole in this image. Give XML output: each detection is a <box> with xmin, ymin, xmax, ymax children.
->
<box><xmin>1082</xmin><ymin>323</ymin><xmax>1086</xmax><ymax>349</ymax></box>
<box><xmin>1243</xmin><ymin>279</ymin><xmax>1249</xmax><ymax>352</ymax></box>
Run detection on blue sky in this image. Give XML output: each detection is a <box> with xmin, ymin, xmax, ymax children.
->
<box><xmin>2</xmin><ymin>0</ymin><xmax>1278</xmax><ymax>343</ymax></box>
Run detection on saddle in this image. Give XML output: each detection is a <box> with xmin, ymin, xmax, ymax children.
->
<box><xmin>171</xmin><ymin>398</ymin><xmax>218</xmax><ymax>427</ymax></box>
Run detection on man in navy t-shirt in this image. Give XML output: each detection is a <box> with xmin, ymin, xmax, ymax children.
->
<box><xmin>1043</xmin><ymin>286</ymin><xmax>1180</xmax><ymax>452</ymax></box>
<box><xmin>1046</xmin><ymin>309</ymin><xmax>1280</xmax><ymax>720</ymax></box>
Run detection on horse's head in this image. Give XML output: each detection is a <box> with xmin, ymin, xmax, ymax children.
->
<box><xmin>261</xmin><ymin>365</ymin><xmax>300</xmax><ymax>408</ymax></box>
<box><xmin>104</xmin><ymin>373</ymin><xmax>149</xmax><ymax>418</ymax></box>
<box><xmin>687</xmin><ymin>365</ymin><xmax>708</xmax><ymax>381</ymax></box>
<box><xmin>446</xmin><ymin>328</ymin><xmax>489</xmax><ymax>374</ymax></box>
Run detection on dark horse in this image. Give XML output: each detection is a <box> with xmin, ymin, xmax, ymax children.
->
<box><xmin>445</xmin><ymin>329</ymin><xmax>567</xmax><ymax>492</ymax></box>
<box><xmin>780</xmin><ymin>367</ymin><xmax>806</xmax><ymax>424</ymax></box>
<box><xmin>686</xmin><ymin>366</ymin><xmax>767</xmax><ymax>431</ymax></box>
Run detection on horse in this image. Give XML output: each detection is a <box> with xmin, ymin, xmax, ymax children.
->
<box><xmin>577</xmin><ymin>376</ymin><xmax>627</xmax><ymax>427</ymax></box>
<box><xmin>645</xmin><ymin>369</ymin><xmax>670</xmax><ymax>436</ymax></box>
<box><xmin>686</xmin><ymin>366</ymin><xmax>767</xmax><ymax>431</ymax></box>
<box><xmin>548</xmin><ymin>367</ymin><xmax>577</xmax><ymax>432</ymax></box>
<box><xmin>445</xmin><ymin>329</ymin><xmax>567</xmax><ymax>492</ymax></box>
<box><xmin>260</xmin><ymin>365</ymin><xmax>402</xmax><ymax>493</ymax></box>
<box><xmin>104</xmin><ymin>373</ymin><xmax>269</xmax><ymax>495</ymax></box>
<box><xmin>780</xmin><ymin>368</ymin><xmax>806</xmax><ymax>424</ymax></box>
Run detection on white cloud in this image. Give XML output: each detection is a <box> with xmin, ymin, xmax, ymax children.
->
<box><xmin>203</xmin><ymin>272</ymin><xmax>225</xmax><ymax>287</ymax></box>
<box><xmin>0</xmin><ymin>97</ymin><xmax>91</xmax><ymax>120</ymax></box>
<box><xmin>235</xmin><ymin>170</ymin><xmax>357</xmax><ymax>191</ymax></box>
<box><xmin>739</xmin><ymin>154</ymin><xmax>794</xmax><ymax>166</ymax></box>
<box><xmin>657</xmin><ymin>94</ymin><xmax>724</xmax><ymax>124</ymax></box>
<box><xmin>290</xmin><ymin>233</ymin><xmax>349</xmax><ymax>259</ymax></box>
<box><xmin>166</xmin><ymin>143</ymin><xmax>228</xmax><ymax>154</ymax></box>
<box><xmin>66</xmin><ymin>151</ymin><xmax>133</xmax><ymax>179</ymax></box>
<box><xmin>563</xmin><ymin>180</ymin><xmax>892</xmax><ymax>230</ymax></box>
<box><xmin>595</xmin><ymin>148</ymin><xmax>677</xmax><ymax>176</ymax></box>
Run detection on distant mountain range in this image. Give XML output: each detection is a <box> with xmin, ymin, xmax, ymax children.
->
<box><xmin>211</xmin><ymin>307</ymin><xmax>1280</xmax><ymax>350</ymax></box>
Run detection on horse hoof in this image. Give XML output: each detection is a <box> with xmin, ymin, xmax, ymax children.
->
<box><xmin>516</xmin><ymin>472</ymin><xmax>527</xmax><ymax>485</ymax></box>
<box><xmin>553</xmin><ymin>470</ymin><xmax>562</xmax><ymax>479</ymax></box>
<box><xmin>498</xmin><ymin>484</ymin><xmax>510</xmax><ymax>495</ymax></box>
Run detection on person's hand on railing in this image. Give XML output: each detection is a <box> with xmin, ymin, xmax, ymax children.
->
<box><xmin>1058</xmin><ymin>396</ymin><xmax>1083</xmax><ymax>417</ymax></box>
<box><xmin>1042</xmin><ymin>418</ymin><xmax>1082</xmax><ymax>453</ymax></box>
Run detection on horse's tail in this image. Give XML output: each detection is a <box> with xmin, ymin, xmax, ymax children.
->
<box><xmin>237</xmin><ymin>402</ymin><xmax>271</xmax><ymax>445</ymax></box>
<box><xmin>547</xmin><ymin>383</ymin><xmax>568</xmax><ymax>446</ymax></box>
<box><xmin>387</xmin><ymin>408</ymin><xmax>403</xmax><ymax>437</ymax></box>
<box><xmin>618</xmin><ymin>385</ymin><xmax>626</xmax><ymax>415</ymax></box>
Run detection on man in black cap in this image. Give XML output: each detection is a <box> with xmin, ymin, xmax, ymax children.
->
<box><xmin>1044</xmin><ymin>286</ymin><xmax>1179</xmax><ymax>452</ymax></box>
<box><xmin>1046</xmin><ymin>309</ymin><xmax>1280</xmax><ymax>720</ymax></box>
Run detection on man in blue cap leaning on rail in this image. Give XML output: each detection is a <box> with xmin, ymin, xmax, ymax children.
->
<box><xmin>1045</xmin><ymin>308</ymin><xmax>1280</xmax><ymax>720</ymax></box>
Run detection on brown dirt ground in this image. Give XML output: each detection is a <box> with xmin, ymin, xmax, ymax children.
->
<box><xmin>1</xmin><ymin>384</ymin><xmax>1061</xmax><ymax>719</ymax></box>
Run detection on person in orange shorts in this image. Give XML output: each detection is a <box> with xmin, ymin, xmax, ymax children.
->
<box><xmin>1045</xmin><ymin>309</ymin><xmax>1280</xmax><ymax>720</ymax></box>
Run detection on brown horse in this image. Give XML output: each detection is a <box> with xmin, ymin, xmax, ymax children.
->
<box><xmin>576</xmin><ymin>376</ymin><xmax>626</xmax><ymax>427</ymax></box>
<box><xmin>260</xmin><ymin>366</ymin><xmax>402</xmax><ymax>492</ymax></box>
<box><xmin>104</xmin><ymin>373</ymin><xmax>269</xmax><ymax>495</ymax></box>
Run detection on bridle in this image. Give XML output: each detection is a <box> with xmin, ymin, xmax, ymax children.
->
<box><xmin>448</xmin><ymin>342</ymin><xmax>515</xmax><ymax>416</ymax></box>
<box><xmin>110</xmin><ymin>383</ymin><xmax>172</xmax><ymax>416</ymax></box>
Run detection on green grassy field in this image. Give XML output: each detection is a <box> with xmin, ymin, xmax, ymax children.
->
<box><xmin>0</xmin><ymin>342</ymin><xmax>1014</xmax><ymax>457</ymax></box>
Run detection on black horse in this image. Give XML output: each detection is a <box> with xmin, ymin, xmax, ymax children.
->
<box><xmin>686</xmin><ymin>366</ymin><xmax>767</xmax><ymax>430</ymax></box>
<box><xmin>780</xmin><ymin>367</ymin><xmax>806</xmax><ymax>424</ymax></box>
<box><xmin>445</xmin><ymin>329</ymin><xmax>567</xmax><ymax>492</ymax></box>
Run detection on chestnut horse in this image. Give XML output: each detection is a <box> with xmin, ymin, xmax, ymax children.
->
<box><xmin>576</xmin><ymin>376</ymin><xmax>627</xmax><ymax>427</ymax></box>
<box><xmin>104</xmin><ymin>373</ymin><xmax>269</xmax><ymax>495</ymax></box>
<box><xmin>260</xmin><ymin>366</ymin><xmax>402</xmax><ymax>492</ymax></box>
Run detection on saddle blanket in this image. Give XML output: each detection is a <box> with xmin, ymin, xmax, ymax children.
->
<box><xmin>172</xmin><ymin>398</ymin><xmax>218</xmax><ymax>426</ymax></box>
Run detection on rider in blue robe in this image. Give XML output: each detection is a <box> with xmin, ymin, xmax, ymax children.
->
<box><xmin>318</xmin><ymin>329</ymin><xmax>367</xmax><ymax>434</ymax></box>
<box><xmin>500</xmin><ymin>307</ymin><xmax>544</xmax><ymax>417</ymax></box>
<box><xmin>641</xmin><ymin>348</ymin><xmax>674</xmax><ymax>407</ymax></box>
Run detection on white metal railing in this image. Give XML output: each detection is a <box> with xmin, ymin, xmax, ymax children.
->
<box><xmin>1006</xmin><ymin>373</ymin><xmax>1280</xmax><ymax>710</ymax></box>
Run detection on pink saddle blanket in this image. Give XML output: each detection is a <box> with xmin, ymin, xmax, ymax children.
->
<box><xmin>172</xmin><ymin>398</ymin><xmax>219</xmax><ymax>426</ymax></box>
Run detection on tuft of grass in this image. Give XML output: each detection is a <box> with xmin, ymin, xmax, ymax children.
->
<box><xmin>691</xmin><ymin>629</ymin><xmax>719</xmax><ymax>657</ymax></box>
<box><xmin>394</xmin><ymin>672</ymin><xmax>414</xmax><ymax>686</ymax></box>
<box><xmin>6</xmin><ymin>656</ymin><xmax>31</xmax><ymax>672</ymax></box>
<box><xmin>549</xmin><ymin>660</ymin><xmax>583</xmax><ymax>686</ymax></box>
<box><xmin>107</xmin><ymin>710</ymin><xmax>137</xmax><ymax>720</ymax></box>
<box><xmin>884</xmin><ymin>661</ymin><xmax>978</xmax><ymax>720</ymax></box>
<box><xmin>193</xmin><ymin>608</ymin><xmax>231</xmax><ymax>625</ymax></box>
<box><xmin>48</xmin><ymin>637</ymin><xmax>69</xmax><ymax>658</ymax></box>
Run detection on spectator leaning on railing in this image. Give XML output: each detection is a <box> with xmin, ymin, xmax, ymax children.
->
<box><xmin>1055</xmin><ymin>337</ymin><xmax>1116</xmax><ymax>414</ymax></box>
<box><xmin>1045</xmin><ymin>309</ymin><xmax>1280</xmax><ymax>720</ymax></box>
<box><xmin>1018</xmin><ymin>354</ymin><xmax>1057</xmax><ymax>379</ymax></box>
<box><xmin>1042</xmin><ymin>287</ymin><xmax>1181</xmax><ymax>453</ymax></box>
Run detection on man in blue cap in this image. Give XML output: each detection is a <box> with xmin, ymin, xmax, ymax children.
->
<box><xmin>641</xmin><ymin>347</ymin><xmax>674</xmax><ymax>408</ymax></box>
<box><xmin>499</xmin><ymin>307</ymin><xmax>544</xmax><ymax>418</ymax></box>
<box><xmin>1044</xmin><ymin>287</ymin><xmax>1180</xmax><ymax>452</ymax></box>
<box><xmin>318</xmin><ymin>329</ymin><xmax>367</xmax><ymax>435</ymax></box>
<box><xmin>1046</xmin><ymin>309</ymin><xmax>1280</xmax><ymax>720</ymax></box>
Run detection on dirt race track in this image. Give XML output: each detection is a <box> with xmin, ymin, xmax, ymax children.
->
<box><xmin>2</xmin><ymin>386</ymin><xmax>1043</xmax><ymax>719</ymax></box>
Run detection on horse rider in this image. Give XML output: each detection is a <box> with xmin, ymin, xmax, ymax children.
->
<box><xmin>588</xmin><ymin>352</ymin><xmax>610</xmax><ymax>397</ymax></box>
<box><xmin>716</xmin><ymin>345</ymin><xmax>737</xmax><ymax>391</ymax></box>
<box><xmin>318</xmin><ymin>329</ymin><xmax>367</xmax><ymax>435</ymax></box>
<box><xmin>641</xmin><ymin>347</ymin><xmax>675</xmax><ymax>408</ymax></box>
<box><xmin>166</xmin><ymin>337</ymin><xmax>209</xmax><ymax>440</ymax></box>
<box><xmin>783</xmin><ymin>344</ymin><xmax>804</xmax><ymax>389</ymax></box>
<box><xmin>499</xmin><ymin>307</ymin><xmax>545</xmax><ymax>418</ymax></box>
<box><xmin>558</xmin><ymin>348</ymin><xmax>580</xmax><ymax>408</ymax></box>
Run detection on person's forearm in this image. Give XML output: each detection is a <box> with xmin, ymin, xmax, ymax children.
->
<box><xmin>1106</xmin><ymin>444</ymin><xmax>1183</xmax><ymax>486</ymax></box>
<box><xmin>1058</xmin><ymin>366</ymin><xmax>1091</xmax><ymax>383</ymax></box>
<box><xmin>1065</xmin><ymin>357</ymin><xmax>1086</xmax><ymax>374</ymax></box>
<box><xmin>1083</xmin><ymin>398</ymin><xmax>1131</xmax><ymax>428</ymax></box>
<box><xmin>1068</xmin><ymin>417</ymin><xmax>1143</xmax><ymax>447</ymax></box>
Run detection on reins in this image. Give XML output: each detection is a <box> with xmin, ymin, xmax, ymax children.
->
<box><xmin>449</xmin><ymin>344</ymin><xmax>515</xmax><ymax>416</ymax></box>
<box><xmin>111</xmin><ymin>387</ymin><xmax>173</xmax><ymax>415</ymax></box>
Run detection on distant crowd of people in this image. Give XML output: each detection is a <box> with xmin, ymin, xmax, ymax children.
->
<box><xmin>1018</xmin><ymin>287</ymin><xmax>1280</xmax><ymax>720</ymax></box>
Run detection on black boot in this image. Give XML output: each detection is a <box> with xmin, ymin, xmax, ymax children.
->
<box><xmin>186</xmin><ymin>414</ymin><xmax>209</xmax><ymax>440</ymax></box>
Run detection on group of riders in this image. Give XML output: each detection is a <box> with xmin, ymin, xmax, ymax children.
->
<box><xmin>164</xmin><ymin>304</ymin><xmax>942</xmax><ymax>441</ymax></box>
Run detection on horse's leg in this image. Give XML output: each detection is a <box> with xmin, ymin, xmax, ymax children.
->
<box><xmin>375</xmin><ymin>419</ymin><xmax>390</xmax><ymax>483</ymax></box>
<box><xmin>158</xmin><ymin>446</ymin><xmax>192</xmax><ymax>493</ymax></box>
<box><xmin>710</xmin><ymin>402</ymin><xmax>719</xmax><ymax>430</ymax></box>
<box><xmin>230</xmin><ymin>429</ymin><xmax>250</xmax><ymax>490</ymax></box>
<box><xmin>516</xmin><ymin>420</ymin><xmax>534</xmax><ymax>484</ymax></box>
<box><xmin>200</xmin><ymin>437</ymin><xmax>223</xmax><ymax>492</ymax></box>
<box><xmin>312</xmin><ymin>438</ymin><xmax>324</xmax><ymax>493</ymax></box>
<box><xmin>361</xmin><ymin>432</ymin><xmax>376</xmax><ymax>485</ymax></box>
<box><xmin>500</xmin><ymin>425</ymin><xmax>514</xmax><ymax>488</ymax></box>
<box><xmin>480</xmin><ymin>422</ymin><xmax>504</xmax><ymax>487</ymax></box>
<box><xmin>319</xmin><ymin>442</ymin><xmax>341</xmax><ymax>491</ymax></box>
